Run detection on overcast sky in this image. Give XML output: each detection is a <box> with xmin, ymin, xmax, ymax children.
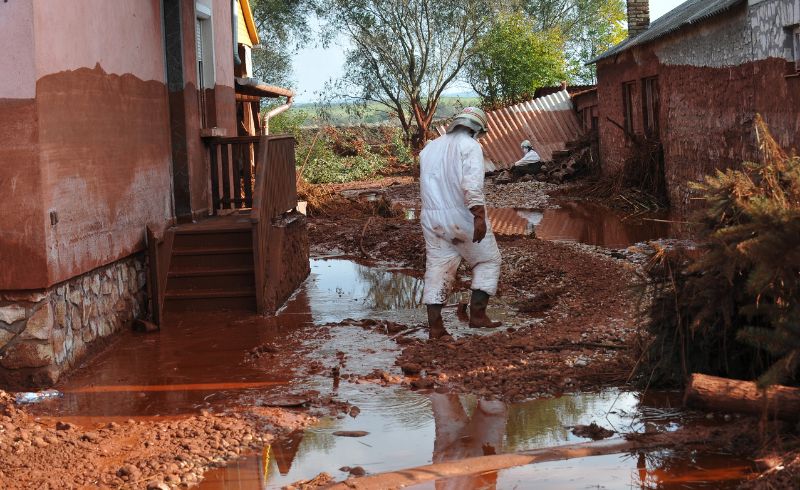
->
<box><xmin>291</xmin><ymin>0</ymin><xmax>687</xmax><ymax>103</ymax></box>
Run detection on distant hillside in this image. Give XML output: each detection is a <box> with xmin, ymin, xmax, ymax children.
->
<box><xmin>288</xmin><ymin>96</ymin><xmax>481</xmax><ymax>127</ymax></box>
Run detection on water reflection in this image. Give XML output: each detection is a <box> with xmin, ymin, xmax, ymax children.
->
<box><xmin>431</xmin><ymin>394</ymin><xmax>507</xmax><ymax>489</ymax></box>
<box><xmin>198</xmin><ymin>389</ymin><xmax>749</xmax><ymax>489</ymax></box>
<box><xmin>534</xmin><ymin>201</ymin><xmax>672</xmax><ymax>248</ymax></box>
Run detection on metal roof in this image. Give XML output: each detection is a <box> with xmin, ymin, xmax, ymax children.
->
<box><xmin>437</xmin><ymin>89</ymin><xmax>583</xmax><ymax>171</ymax></box>
<box><xmin>590</xmin><ymin>0</ymin><xmax>746</xmax><ymax>63</ymax></box>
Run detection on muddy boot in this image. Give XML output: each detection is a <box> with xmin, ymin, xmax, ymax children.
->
<box><xmin>427</xmin><ymin>304</ymin><xmax>450</xmax><ymax>339</ymax></box>
<box><xmin>469</xmin><ymin>290</ymin><xmax>502</xmax><ymax>329</ymax></box>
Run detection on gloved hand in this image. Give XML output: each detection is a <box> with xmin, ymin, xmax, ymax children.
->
<box><xmin>470</xmin><ymin>205</ymin><xmax>487</xmax><ymax>243</ymax></box>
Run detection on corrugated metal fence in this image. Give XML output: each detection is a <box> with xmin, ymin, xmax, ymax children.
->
<box><xmin>438</xmin><ymin>89</ymin><xmax>583</xmax><ymax>171</ymax></box>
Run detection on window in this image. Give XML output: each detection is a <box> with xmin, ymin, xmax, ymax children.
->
<box><xmin>642</xmin><ymin>76</ymin><xmax>660</xmax><ymax>137</ymax></box>
<box><xmin>622</xmin><ymin>81</ymin><xmax>636</xmax><ymax>135</ymax></box>
<box><xmin>794</xmin><ymin>25</ymin><xmax>800</xmax><ymax>72</ymax></box>
<box><xmin>195</xmin><ymin>2</ymin><xmax>215</xmax><ymax>127</ymax></box>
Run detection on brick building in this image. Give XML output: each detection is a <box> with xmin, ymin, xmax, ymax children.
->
<box><xmin>592</xmin><ymin>0</ymin><xmax>800</xmax><ymax>209</ymax></box>
<box><xmin>0</xmin><ymin>0</ymin><xmax>307</xmax><ymax>388</ymax></box>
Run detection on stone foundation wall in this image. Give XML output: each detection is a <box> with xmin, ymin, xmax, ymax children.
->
<box><xmin>0</xmin><ymin>254</ymin><xmax>147</xmax><ymax>389</ymax></box>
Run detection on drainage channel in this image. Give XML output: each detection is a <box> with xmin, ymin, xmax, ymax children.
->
<box><xmin>31</xmin><ymin>258</ymin><xmax>750</xmax><ymax>488</ymax></box>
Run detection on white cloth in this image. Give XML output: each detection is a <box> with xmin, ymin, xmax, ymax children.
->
<box><xmin>513</xmin><ymin>149</ymin><xmax>541</xmax><ymax>167</ymax></box>
<box><xmin>419</xmin><ymin>129</ymin><xmax>502</xmax><ymax>304</ymax></box>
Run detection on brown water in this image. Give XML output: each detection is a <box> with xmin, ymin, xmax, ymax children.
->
<box><xmin>487</xmin><ymin>202</ymin><xmax>673</xmax><ymax>248</ymax></box>
<box><xmin>29</xmin><ymin>258</ymin><xmax>750</xmax><ymax>488</ymax></box>
<box><xmin>401</xmin><ymin>201</ymin><xmax>673</xmax><ymax>248</ymax></box>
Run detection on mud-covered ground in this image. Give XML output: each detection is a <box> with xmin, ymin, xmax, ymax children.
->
<box><xmin>309</xmin><ymin>179</ymin><xmax>643</xmax><ymax>400</ymax></box>
<box><xmin>0</xmin><ymin>389</ymin><xmax>328</xmax><ymax>489</ymax></box>
<box><xmin>1</xmin><ymin>176</ymin><xmax>796</xmax><ymax>489</ymax></box>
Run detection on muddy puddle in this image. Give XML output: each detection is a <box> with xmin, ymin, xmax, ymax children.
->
<box><xmin>28</xmin><ymin>257</ymin><xmax>751</xmax><ymax>488</ymax></box>
<box><xmin>402</xmin><ymin>201</ymin><xmax>674</xmax><ymax>248</ymax></box>
<box><xmin>200</xmin><ymin>389</ymin><xmax>752</xmax><ymax>489</ymax></box>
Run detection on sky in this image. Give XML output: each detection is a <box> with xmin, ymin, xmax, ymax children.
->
<box><xmin>291</xmin><ymin>0</ymin><xmax>687</xmax><ymax>103</ymax></box>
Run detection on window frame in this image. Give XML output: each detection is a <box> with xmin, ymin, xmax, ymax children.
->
<box><xmin>641</xmin><ymin>76</ymin><xmax>660</xmax><ymax>138</ymax></box>
<box><xmin>622</xmin><ymin>81</ymin><xmax>636</xmax><ymax>135</ymax></box>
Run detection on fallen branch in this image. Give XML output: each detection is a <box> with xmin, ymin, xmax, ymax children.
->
<box><xmin>328</xmin><ymin>434</ymin><xmax>682</xmax><ymax>489</ymax></box>
<box><xmin>684</xmin><ymin>373</ymin><xmax>800</xmax><ymax>421</ymax></box>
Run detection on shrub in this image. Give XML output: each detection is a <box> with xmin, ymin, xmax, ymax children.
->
<box><xmin>642</xmin><ymin>116</ymin><xmax>800</xmax><ymax>388</ymax></box>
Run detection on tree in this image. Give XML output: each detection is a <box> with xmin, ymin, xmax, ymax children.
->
<box><xmin>249</xmin><ymin>0</ymin><xmax>315</xmax><ymax>87</ymax></box>
<box><xmin>467</xmin><ymin>12</ymin><xmax>567</xmax><ymax>109</ymax></box>
<box><xmin>320</xmin><ymin>0</ymin><xmax>489</xmax><ymax>149</ymax></box>
<box><xmin>518</xmin><ymin>0</ymin><xmax>626</xmax><ymax>82</ymax></box>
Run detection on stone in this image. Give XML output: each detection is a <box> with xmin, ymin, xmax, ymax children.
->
<box><xmin>54</xmin><ymin>301</ymin><xmax>67</xmax><ymax>328</ymax></box>
<box><xmin>0</xmin><ymin>341</ymin><xmax>54</xmax><ymax>369</ymax></box>
<box><xmin>0</xmin><ymin>305</ymin><xmax>26</xmax><ymax>325</ymax></box>
<box><xmin>23</xmin><ymin>305</ymin><xmax>53</xmax><ymax>340</ymax></box>
<box><xmin>0</xmin><ymin>328</ymin><xmax>16</xmax><ymax>348</ymax></box>
<box><xmin>100</xmin><ymin>280</ymin><xmax>113</xmax><ymax>295</ymax></box>
<box><xmin>52</xmin><ymin>328</ymin><xmax>67</xmax><ymax>364</ymax></box>
<box><xmin>91</xmin><ymin>275</ymin><xmax>101</xmax><ymax>295</ymax></box>
<box><xmin>67</xmin><ymin>287</ymin><xmax>83</xmax><ymax>305</ymax></box>
<box><xmin>70</xmin><ymin>307</ymin><xmax>83</xmax><ymax>331</ymax></box>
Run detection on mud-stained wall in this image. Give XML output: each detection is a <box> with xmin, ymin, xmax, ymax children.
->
<box><xmin>25</xmin><ymin>0</ymin><xmax>174</xmax><ymax>288</ymax></box>
<box><xmin>0</xmin><ymin>2</ymin><xmax>48</xmax><ymax>289</ymax></box>
<box><xmin>596</xmin><ymin>1</ymin><xmax>800</xmax><ymax>210</ymax></box>
<box><xmin>36</xmin><ymin>66</ymin><xmax>173</xmax><ymax>286</ymax></box>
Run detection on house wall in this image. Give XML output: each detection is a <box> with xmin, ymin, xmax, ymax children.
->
<box><xmin>596</xmin><ymin>0</ymin><xmax>800</xmax><ymax>210</ymax></box>
<box><xmin>0</xmin><ymin>1</ymin><xmax>48</xmax><ymax>289</ymax></box>
<box><xmin>32</xmin><ymin>0</ymin><xmax>174</xmax><ymax>287</ymax></box>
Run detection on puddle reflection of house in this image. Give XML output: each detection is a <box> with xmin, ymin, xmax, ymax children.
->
<box><xmin>534</xmin><ymin>202</ymin><xmax>671</xmax><ymax>248</ymax></box>
<box><xmin>487</xmin><ymin>209</ymin><xmax>542</xmax><ymax>236</ymax></box>
<box><xmin>271</xmin><ymin>430</ymin><xmax>305</xmax><ymax>475</ymax></box>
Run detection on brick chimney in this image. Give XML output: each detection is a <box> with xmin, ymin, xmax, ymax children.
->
<box><xmin>627</xmin><ymin>0</ymin><xmax>650</xmax><ymax>37</ymax></box>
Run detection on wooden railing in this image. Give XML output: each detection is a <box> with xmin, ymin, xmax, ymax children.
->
<box><xmin>250</xmin><ymin>135</ymin><xmax>298</xmax><ymax>313</ymax></box>
<box><xmin>208</xmin><ymin>136</ymin><xmax>261</xmax><ymax>212</ymax></box>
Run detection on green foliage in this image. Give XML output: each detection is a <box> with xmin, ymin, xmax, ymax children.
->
<box><xmin>643</xmin><ymin>116</ymin><xmax>800</xmax><ymax>388</ymax></box>
<box><xmin>518</xmin><ymin>0</ymin><xmax>626</xmax><ymax>83</ymax></box>
<box><xmin>266</xmin><ymin>106</ymin><xmax>310</xmax><ymax>137</ymax></box>
<box><xmin>468</xmin><ymin>12</ymin><xmax>567</xmax><ymax>108</ymax></box>
<box><xmin>296</xmin><ymin>126</ymin><xmax>413</xmax><ymax>184</ymax></box>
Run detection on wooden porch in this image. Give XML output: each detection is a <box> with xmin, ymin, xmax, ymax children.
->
<box><xmin>148</xmin><ymin>135</ymin><xmax>302</xmax><ymax>322</ymax></box>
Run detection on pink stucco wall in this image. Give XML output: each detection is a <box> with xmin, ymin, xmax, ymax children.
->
<box><xmin>1</xmin><ymin>0</ymin><xmax>241</xmax><ymax>290</ymax></box>
<box><xmin>0</xmin><ymin>1</ymin><xmax>36</xmax><ymax>99</ymax></box>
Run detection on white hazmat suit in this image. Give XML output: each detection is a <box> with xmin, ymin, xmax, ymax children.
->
<box><xmin>420</xmin><ymin>129</ymin><xmax>502</xmax><ymax>305</ymax></box>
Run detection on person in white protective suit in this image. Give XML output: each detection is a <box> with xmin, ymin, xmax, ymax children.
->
<box><xmin>419</xmin><ymin>107</ymin><xmax>502</xmax><ymax>339</ymax></box>
<box><xmin>514</xmin><ymin>140</ymin><xmax>541</xmax><ymax>168</ymax></box>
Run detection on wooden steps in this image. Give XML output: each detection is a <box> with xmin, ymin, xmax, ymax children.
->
<box><xmin>162</xmin><ymin>218</ymin><xmax>258</xmax><ymax>312</ymax></box>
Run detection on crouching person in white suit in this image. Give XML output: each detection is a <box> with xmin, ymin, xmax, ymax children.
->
<box><xmin>419</xmin><ymin>107</ymin><xmax>502</xmax><ymax>340</ymax></box>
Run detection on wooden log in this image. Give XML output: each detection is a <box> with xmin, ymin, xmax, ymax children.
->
<box><xmin>684</xmin><ymin>373</ymin><xmax>800</xmax><ymax>421</ymax></box>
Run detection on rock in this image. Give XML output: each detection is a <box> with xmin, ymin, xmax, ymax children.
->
<box><xmin>0</xmin><ymin>328</ymin><xmax>15</xmax><ymax>348</ymax></box>
<box><xmin>0</xmin><ymin>305</ymin><xmax>26</xmax><ymax>325</ymax></box>
<box><xmin>332</xmin><ymin>431</ymin><xmax>369</xmax><ymax>437</ymax></box>
<box><xmin>410</xmin><ymin>377</ymin><xmax>435</xmax><ymax>390</ymax></box>
<box><xmin>55</xmin><ymin>421</ymin><xmax>73</xmax><ymax>431</ymax></box>
<box><xmin>146</xmin><ymin>482</ymin><xmax>169</xmax><ymax>490</ymax></box>
<box><xmin>0</xmin><ymin>341</ymin><xmax>54</xmax><ymax>369</ymax></box>
<box><xmin>22</xmin><ymin>305</ymin><xmax>53</xmax><ymax>340</ymax></box>
<box><xmin>400</xmin><ymin>363</ymin><xmax>422</xmax><ymax>375</ymax></box>
<box><xmin>348</xmin><ymin>466</ymin><xmax>366</xmax><ymax>477</ymax></box>
<box><xmin>571</xmin><ymin>423</ymin><xmax>614</xmax><ymax>440</ymax></box>
<box><xmin>495</xmin><ymin>170</ymin><xmax>513</xmax><ymax>185</ymax></box>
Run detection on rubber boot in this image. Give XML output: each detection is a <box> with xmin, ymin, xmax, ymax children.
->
<box><xmin>469</xmin><ymin>290</ymin><xmax>502</xmax><ymax>328</ymax></box>
<box><xmin>427</xmin><ymin>304</ymin><xmax>450</xmax><ymax>339</ymax></box>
